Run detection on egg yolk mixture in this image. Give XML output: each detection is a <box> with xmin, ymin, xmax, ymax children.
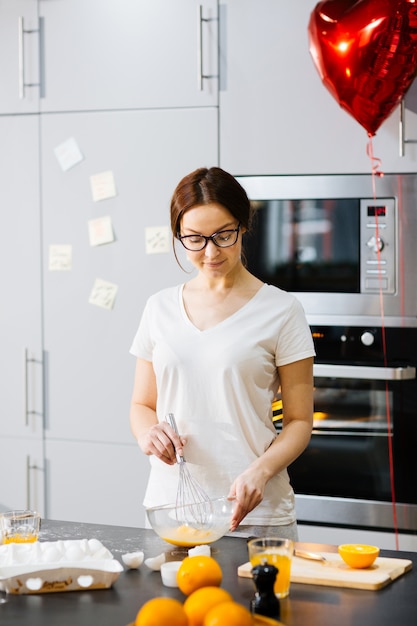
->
<box><xmin>161</xmin><ymin>525</ymin><xmax>218</xmax><ymax>547</ymax></box>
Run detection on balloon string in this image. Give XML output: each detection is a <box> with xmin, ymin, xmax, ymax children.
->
<box><xmin>366</xmin><ymin>136</ymin><xmax>399</xmax><ymax>550</ymax></box>
<box><xmin>366</xmin><ymin>136</ymin><xmax>384</xmax><ymax>186</ymax></box>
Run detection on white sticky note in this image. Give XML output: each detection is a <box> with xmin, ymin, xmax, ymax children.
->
<box><xmin>88</xmin><ymin>216</ymin><xmax>114</xmax><ymax>246</ymax></box>
<box><xmin>90</xmin><ymin>170</ymin><xmax>117</xmax><ymax>202</ymax></box>
<box><xmin>54</xmin><ymin>137</ymin><xmax>84</xmax><ymax>172</ymax></box>
<box><xmin>89</xmin><ymin>278</ymin><xmax>118</xmax><ymax>310</ymax></box>
<box><xmin>145</xmin><ymin>226</ymin><xmax>170</xmax><ymax>254</ymax></box>
<box><xmin>48</xmin><ymin>245</ymin><xmax>72</xmax><ymax>271</ymax></box>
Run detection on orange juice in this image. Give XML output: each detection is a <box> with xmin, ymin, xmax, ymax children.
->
<box><xmin>3</xmin><ymin>532</ymin><xmax>38</xmax><ymax>544</ymax></box>
<box><xmin>0</xmin><ymin>510</ymin><xmax>41</xmax><ymax>545</ymax></box>
<box><xmin>250</xmin><ymin>550</ymin><xmax>292</xmax><ymax>597</ymax></box>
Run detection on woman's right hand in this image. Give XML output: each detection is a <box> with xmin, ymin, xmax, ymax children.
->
<box><xmin>130</xmin><ymin>359</ymin><xmax>187</xmax><ymax>464</ymax></box>
<box><xmin>137</xmin><ymin>421</ymin><xmax>187</xmax><ymax>465</ymax></box>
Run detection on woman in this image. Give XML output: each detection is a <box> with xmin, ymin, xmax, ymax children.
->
<box><xmin>129</xmin><ymin>167</ymin><xmax>315</xmax><ymax>540</ymax></box>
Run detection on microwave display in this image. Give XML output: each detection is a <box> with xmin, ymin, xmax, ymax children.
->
<box><xmin>368</xmin><ymin>205</ymin><xmax>386</xmax><ymax>217</ymax></box>
<box><xmin>245</xmin><ymin>198</ymin><xmax>361</xmax><ymax>293</ymax></box>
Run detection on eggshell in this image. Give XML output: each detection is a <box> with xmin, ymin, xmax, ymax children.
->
<box><xmin>144</xmin><ymin>552</ymin><xmax>166</xmax><ymax>571</ymax></box>
<box><xmin>121</xmin><ymin>551</ymin><xmax>144</xmax><ymax>569</ymax></box>
<box><xmin>188</xmin><ymin>545</ymin><xmax>211</xmax><ymax>557</ymax></box>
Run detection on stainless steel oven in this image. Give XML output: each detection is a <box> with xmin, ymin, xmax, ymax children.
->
<box><xmin>238</xmin><ymin>173</ymin><xmax>417</xmax><ymax>535</ymax></box>
<box><xmin>288</xmin><ymin>325</ymin><xmax>417</xmax><ymax>534</ymax></box>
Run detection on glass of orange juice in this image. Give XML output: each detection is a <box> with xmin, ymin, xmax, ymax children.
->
<box><xmin>0</xmin><ymin>510</ymin><xmax>41</xmax><ymax>544</ymax></box>
<box><xmin>248</xmin><ymin>537</ymin><xmax>294</xmax><ymax>598</ymax></box>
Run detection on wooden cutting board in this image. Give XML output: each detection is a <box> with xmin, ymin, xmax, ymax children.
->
<box><xmin>238</xmin><ymin>553</ymin><xmax>412</xmax><ymax>591</ymax></box>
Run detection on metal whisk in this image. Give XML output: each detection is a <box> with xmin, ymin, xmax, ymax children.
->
<box><xmin>166</xmin><ymin>413</ymin><xmax>213</xmax><ymax>527</ymax></box>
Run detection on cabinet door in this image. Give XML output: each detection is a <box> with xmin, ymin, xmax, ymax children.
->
<box><xmin>0</xmin><ymin>438</ymin><xmax>45</xmax><ymax>515</ymax></box>
<box><xmin>219</xmin><ymin>0</ymin><xmax>417</xmax><ymax>175</ymax></box>
<box><xmin>41</xmin><ymin>107</ymin><xmax>218</xmax><ymax>444</ymax></box>
<box><xmin>0</xmin><ymin>0</ymin><xmax>40</xmax><ymax>114</ymax></box>
<box><xmin>0</xmin><ymin>115</ymin><xmax>43</xmax><ymax>438</ymax></box>
<box><xmin>39</xmin><ymin>0</ymin><xmax>218</xmax><ymax>112</ymax></box>
<box><xmin>45</xmin><ymin>440</ymin><xmax>148</xmax><ymax>527</ymax></box>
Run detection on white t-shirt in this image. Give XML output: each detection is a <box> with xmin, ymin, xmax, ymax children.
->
<box><xmin>130</xmin><ymin>282</ymin><xmax>315</xmax><ymax>525</ymax></box>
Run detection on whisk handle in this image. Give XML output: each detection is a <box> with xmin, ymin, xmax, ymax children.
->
<box><xmin>165</xmin><ymin>413</ymin><xmax>185</xmax><ymax>464</ymax></box>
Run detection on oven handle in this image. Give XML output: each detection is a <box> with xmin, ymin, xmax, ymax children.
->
<box><xmin>313</xmin><ymin>363</ymin><xmax>416</xmax><ymax>381</ymax></box>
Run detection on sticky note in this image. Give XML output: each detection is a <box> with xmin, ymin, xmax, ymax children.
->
<box><xmin>90</xmin><ymin>170</ymin><xmax>117</xmax><ymax>202</ymax></box>
<box><xmin>88</xmin><ymin>216</ymin><xmax>114</xmax><ymax>246</ymax></box>
<box><xmin>145</xmin><ymin>226</ymin><xmax>170</xmax><ymax>254</ymax></box>
<box><xmin>48</xmin><ymin>245</ymin><xmax>72</xmax><ymax>271</ymax></box>
<box><xmin>54</xmin><ymin>137</ymin><xmax>84</xmax><ymax>172</ymax></box>
<box><xmin>89</xmin><ymin>278</ymin><xmax>118</xmax><ymax>310</ymax></box>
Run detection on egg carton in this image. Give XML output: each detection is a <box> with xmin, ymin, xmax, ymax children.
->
<box><xmin>0</xmin><ymin>539</ymin><xmax>123</xmax><ymax>594</ymax></box>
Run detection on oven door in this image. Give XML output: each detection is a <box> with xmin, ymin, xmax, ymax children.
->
<box><xmin>285</xmin><ymin>364</ymin><xmax>417</xmax><ymax>531</ymax></box>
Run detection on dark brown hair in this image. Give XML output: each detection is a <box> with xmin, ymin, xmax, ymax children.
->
<box><xmin>170</xmin><ymin>167</ymin><xmax>254</xmax><ymax>238</ymax></box>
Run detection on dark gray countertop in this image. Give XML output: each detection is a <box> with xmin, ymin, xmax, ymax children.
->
<box><xmin>1</xmin><ymin>519</ymin><xmax>416</xmax><ymax>625</ymax></box>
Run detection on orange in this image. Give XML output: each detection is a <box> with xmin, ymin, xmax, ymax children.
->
<box><xmin>203</xmin><ymin>600</ymin><xmax>253</xmax><ymax>626</ymax></box>
<box><xmin>338</xmin><ymin>544</ymin><xmax>379</xmax><ymax>569</ymax></box>
<box><xmin>135</xmin><ymin>597</ymin><xmax>188</xmax><ymax>626</ymax></box>
<box><xmin>177</xmin><ymin>555</ymin><xmax>222</xmax><ymax>596</ymax></box>
<box><xmin>183</xmin><ymin>586</ymin><xmax>233</xmax><ymax>626</ymax></box>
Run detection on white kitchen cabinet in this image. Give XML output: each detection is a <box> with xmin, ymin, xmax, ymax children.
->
<box><xmin>0</xmin><ymin>1</ymin><xmax>219</xmax><ymax>526</ymax></box>
<box><xmin>39</xmin><ymin>0</ymin><xmax>218</xmax><ymax>113</ymax></box>
<box><xmin>0</xmin><ymin>438</ymin><xmax>45</xmax><ymax>515</ymax></box>
<box><xmin>0</xmin><ymin>114</ymin><xmax>44</xmax><ymax>516</ymax></box>
<box><xmin>44</xmin><ymin>439</ymin><xmax>149</xmax><ymax>527</ymax></box>
<box><xmin>41</xmin><ymin>107</ymin><xmax>218</xmax><ymax>445</ymax></box>
<box><xmin>0</xmin><ymin>115</ymin><xmax>43</xmax><ymax>439</ymax></box>
<box><xmin>219</xmin><ymin>0</ymin><xmax>417</xmax><ymax>175</ymax></box>
<box><xmin>0</xmin><ymin>0</ymin><xmax>40</xmax><ymax>114</ymax></box>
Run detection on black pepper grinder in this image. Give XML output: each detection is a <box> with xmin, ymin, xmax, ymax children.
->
<box><xmin>250</xmin><ymin>561</ymin><xmax>281</xmax><ymax>620</ymax></box>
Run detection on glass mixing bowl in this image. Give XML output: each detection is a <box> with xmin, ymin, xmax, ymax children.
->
<box><xmin>146</xmin><ymin>496</ymin><xmax>235</xmax><ymax>547</ymax></box>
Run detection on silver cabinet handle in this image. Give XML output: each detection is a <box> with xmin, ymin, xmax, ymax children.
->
<box><xmin>314</xmin><ymin>363</ymin><xmax>416</xmax><ymax>381</ymax></box>
<box><xmin>18</xmin><ymin>16</ymin><xmax>25</xmax><ymax>98</ymax></box>
<box><xmin>26</xmin><ymin>455</ymin><xmax>42</xmax><ymax>510</ymax></box>
<box><xmin>399</xmin><ymin>99</ymin><xmax>417</xmax><ymax>157</ymax></box>
<box><xmin>18</xmin><ymin>16</ymin><xmax>40</xmax><ymax>99</ymax></box>
<box><xmin>26</xmin><ymin>455</ymin><xmax>31</xmax><ymax>509</ymax></box>
<box><xmin>197</xmin><ymin>4</ymin><xmax>218</xmax><ymax>91</ymax></box>
<box><xmin>24</xmin><ymin>348</ymin><xmax>43</xmax><ymax>426</ymax></box>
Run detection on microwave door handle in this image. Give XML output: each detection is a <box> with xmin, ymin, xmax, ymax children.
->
<box><xmin>313</xmin><ymin>363</ymin><xmax>416</xmax><ymax>381</ymax></box>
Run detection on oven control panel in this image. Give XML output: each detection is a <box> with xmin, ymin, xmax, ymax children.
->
<box><xmin>360</xmin><ymin>198</ymin><xmax>395</xmax><ymax>294</ymax></box>
<box><xmin>311</xmin><ymin>325</ymin><xmax>417</xmax><ymax>365</ymax></box>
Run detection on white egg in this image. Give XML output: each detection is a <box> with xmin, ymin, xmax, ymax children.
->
<box><xmin>42</xmin><ymin>546</ymin><xmax>62</xmax><ymax>563</ymax></box>
<box><xmin>88</xmin><ymin>538</ymin><xmax>104</xmax><ymax>554</ymax></box>
<box><xmin>79</xmin><ymin>539</ymin><xmax>90</xmax><ymax>553</ymax></box>
<box><xmin>122</xmin><ymin>551</ymin><xmax>144</xmax><ymax>569</ymax></box>
<box><xmin>144</xmin><ymin>553</ymin><xmax>166</xmax><ymax>571</ymax></box>
<box><xmin>188</xmin><ymin>545</ymin><xmax>211</xmax><ymax>557</ymax></box>
<box><xmin>91</xmin><ymin>546</ymin><xmax>113</xmax><ymax>560</ymax></box>
<box><xmin>13</xmin><ymin>544</ymin><xmax>33</xmax><ymax>564</ymax></box>
<box><xmin>64</xmin><ymin>545</ymin><xmax>85</xmax><ymax>562</ymax></box>
<box><xmin>30</xmin><ymin>542</ymin><xmax>43</xmax><ymax>563</ymax></box>
<box><xmin>55</xmin><ymin>541</ymin><xmax>66</xmax><ymax>553</ymax></box>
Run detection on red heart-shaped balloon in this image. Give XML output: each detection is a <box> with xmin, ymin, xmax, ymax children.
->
<box><xmin>308</xmin><ymin>0</ymin><xmax>417</xmax><ymax>135</ymax></box>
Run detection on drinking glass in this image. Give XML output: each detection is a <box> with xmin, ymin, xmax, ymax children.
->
<box><xmin>0</xmin><ymin>510</ymin><xmax>40</xmax><ymax>544</ymax></box>
<box><xmin>248</xmin><ymin>537</ymin><xmax>294</xmax><ymax>598</ymax></box>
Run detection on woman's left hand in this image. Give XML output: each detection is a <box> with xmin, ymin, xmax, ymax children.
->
<box><xmin>227</xmin><ymin>468</ymin><xmax>268</xmax><ymax>531</ymax></box>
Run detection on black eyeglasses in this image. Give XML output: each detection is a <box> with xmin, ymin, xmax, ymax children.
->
<box><xmin>178</xmin><ymin>224</ymin><xmax>241</xmax><ymax>251</ymax></box>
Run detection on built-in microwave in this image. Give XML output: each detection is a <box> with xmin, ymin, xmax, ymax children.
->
<box><xmin>237</xmin><ymin>173</ymin><xmax>417</xmax><ymax>327</ymax></box>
